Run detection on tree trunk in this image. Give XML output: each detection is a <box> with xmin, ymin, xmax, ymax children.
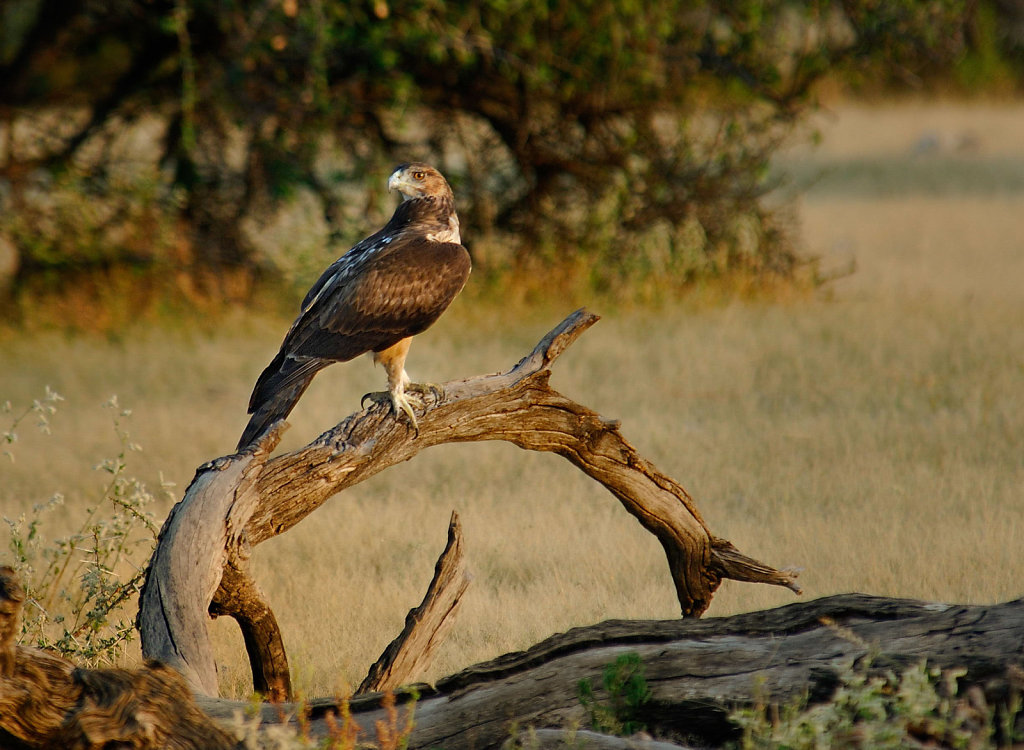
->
<box><xmin>136</xmin><ymin>431</ymin><xmax>282</xmax><ymax>698</ymax></box>
<box><xmin>136</xmin><ymin>309</ymin><xmax>800</xmax><ymax>699</ymax></box>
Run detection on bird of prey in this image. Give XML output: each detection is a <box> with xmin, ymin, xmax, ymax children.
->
<box><xmin>237</xmin><ymin>163</ymin><xmax>471</xmax><ymax>451</ymax></box>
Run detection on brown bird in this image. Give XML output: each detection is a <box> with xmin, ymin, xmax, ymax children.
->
<box><xmin>237</xmin><ymin>163</ymin><xmax>471</xmax><ymax>450</ymax></box>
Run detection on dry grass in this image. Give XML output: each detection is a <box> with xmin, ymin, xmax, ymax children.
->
<box><xmin>2</xmin><ymin>102</ymin><xmax>1023</xmax><ymax>698</ymax></box>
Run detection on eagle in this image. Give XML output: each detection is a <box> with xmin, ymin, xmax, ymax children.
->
<box><xmin>237</xmin><ymin>163</ymin><xmax>471</xmax><ymax>451</ymax></box>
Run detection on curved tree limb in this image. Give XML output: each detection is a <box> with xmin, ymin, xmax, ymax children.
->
<box><xmin>209</xmin><ymin>543</ymin><xmax>291</xmax><ymax>703</ymax></box>
<box><xmin>244</xmin><ymin>308</ymin><xmax>799</xmax><ymax>611</ymax></box>
<box><xmin>140</xmin><ymin>308</ymin><xmax>799</xmax><ymax>699</ymax></box>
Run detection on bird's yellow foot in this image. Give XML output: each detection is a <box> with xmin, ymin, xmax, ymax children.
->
<box><xmin>361</xmin><ymin>389</ymin><xmax>419</xmax><ymax>433</ymax></box>
<box><xmin>361</xmin><ymin>383</ymin><xmax>442</xmax><ymax>434</ymax></box>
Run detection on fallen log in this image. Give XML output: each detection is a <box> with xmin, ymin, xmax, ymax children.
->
<box><xmin>5</xmin><ymin>577</ymin><xmax>1023</xmax><ymax>748</ymax></box>
<box><xmin>197</xmin><ymin>593</ymin><xmax>1023</xmax><ymax>749</ymax></box>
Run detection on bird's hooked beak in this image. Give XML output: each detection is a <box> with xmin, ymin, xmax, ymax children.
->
<box><xmin>388</xmin><ymin>169</ymin><xmax>410</xmax><ymax>201</ymax></box>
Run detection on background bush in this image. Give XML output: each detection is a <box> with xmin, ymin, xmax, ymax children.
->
<box><xmin>0</xmin><ymin>0</ymin><xmax>1012</xmax><ymax>311</ymax></box>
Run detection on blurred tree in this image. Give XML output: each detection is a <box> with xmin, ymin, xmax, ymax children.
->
<box><xmin>0</xmin><ymin>0</ymin><xmax>977</xmax><ymax>303</ymax></box>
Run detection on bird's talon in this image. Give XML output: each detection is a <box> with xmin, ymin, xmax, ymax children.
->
<box><xmin>398</xmin><ymin>404</ymin><xmax>420</xmax><ymax>435</ymax></box>
<box><xmin>361</xmin><ymin>391</ymin><xmax>388</xmax><ymax>409</ymax></box>
<box><xmin>362</xmin><ymin>389</ymin><xmax>422</xmax><ymax>434</ymax></box>
<box><xmin>407</xmin><ymin>382</ymin><xmax>445</xmax><ymax>402</ymax></box>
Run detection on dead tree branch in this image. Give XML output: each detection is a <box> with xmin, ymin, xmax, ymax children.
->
<box><xmin>138</xmin><ymin>309</ymin><xmax>799</xmax><ymax>699</ymax></box>
<box><xmin>359</xmin><ymin>511</ymin><xmax>471</xmax><ymax>694</ymax></box>
<box><xmin>0</xmin><ymin>567</ymin><xmax>238</xmax><ymax>750</ymax></box>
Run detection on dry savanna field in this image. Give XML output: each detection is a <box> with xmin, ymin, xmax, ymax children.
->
<box><xmin>2</xmin><ymin>101</ymin><xmax>1023</xmax><ymax>699</ymax></box>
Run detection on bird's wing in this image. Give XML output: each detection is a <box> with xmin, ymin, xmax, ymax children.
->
<box><xmin>247</xmin><ymin>236</ymin><xmax>468</xmax><ymax>415</ymax></box>
<box><xmin>275</xmin><ymin>236</ymin><xmax>470</xmax><ymax>364</ymax></box>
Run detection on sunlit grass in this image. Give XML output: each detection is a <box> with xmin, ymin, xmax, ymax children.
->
<box><xmin>2</xmin><ymin>102</ymin><xmax>1023</xmax><ymax>698</ymax></box>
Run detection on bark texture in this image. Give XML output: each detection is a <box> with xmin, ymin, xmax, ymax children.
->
<box><xmin>136</xmin><ymin>309</ymin><xmax>799</xmax><ymax>700</ymax></box>
<box><xmin>0</xmin><ymin>567</ymin><xmax>239</xmax><ymax>750</ymax></box>
<box><xmin>6</xmin><ymin>574</ymin><xmax>1023</xmax><ymax>748</ymax></box>
<box><xmin>136</xmin><ymin>426</ymin><xmax>284</xmax><ymax>697</ymax></box>
<box><xmin>199</xmin><ymin>593</ymin><xmax>1024</xmax><ymax>749</ymax></box>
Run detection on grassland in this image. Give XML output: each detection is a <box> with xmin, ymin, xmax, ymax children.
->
<box><xmin>2</xmin><ymin>101</ymin><xmax>1023</xmax><ymax>699</ymax></box>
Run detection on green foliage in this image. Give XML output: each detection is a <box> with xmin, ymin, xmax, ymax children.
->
<box><xmin>2</xmin><ymin>391</ymin><xmax>162</xmax><ymax>666</ymax></box>
<box><xmin>0</xmin><ymin>167</ymin><xmax>182</xmax><ymax>277</ymax></box>
<box><xmin>954</xmin><ymin>0</ymin><xmax>1019</xmax><ymax>92</ymax></box>
<box><xmin>731</xmin><ymin>660</ymin><xmax>1023</xmax><ymax>750</ymax></box>
<box><xmin>577</xmin><ymin>652</ymin><xmax>652</xmax><ymax>736</ymax></box>
<box><xmin>0</xmin><ymin>0</ymin><xmax>993</xmax><ymax>304</ymax></box>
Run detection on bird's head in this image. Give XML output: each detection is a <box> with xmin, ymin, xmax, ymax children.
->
<box><xmin>388</xmin><ymin>163</ymin><xmax>454</xmax><ymax>202</ymax></box>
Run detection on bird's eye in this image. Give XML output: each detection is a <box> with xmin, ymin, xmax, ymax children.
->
<box><xmin>412</xmin><ymin>171</ymin><xmax>425</xmax><ymax>180</ymax></box>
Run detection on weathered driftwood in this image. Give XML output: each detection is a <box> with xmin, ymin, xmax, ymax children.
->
<box><xmin>137</xmin><ymin>427</ymin><xmax>285</xmax><ymax>699</ymax></box>
<box><xmin>138</xmin><ymin>309</ymin><xmax>800</xmax><ymax>699</ymax></box>
<box><xmin>0</xmin><ymin>566</ymin><xmax>238</xmax><ymax>750</ymax></box>
<box><xmin>359</xmin><ymin>511</ymin><xmax>471</xmax><ymax>695</ymax></box>
<box><xmin>200</xmin><ymin>593</ymin><xmax>1024</xmax><ymax>750</ymax></box>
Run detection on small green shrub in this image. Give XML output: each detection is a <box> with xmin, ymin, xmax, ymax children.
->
<box><xmin>3</xmin><ymin>391</ymin><xmax>163</xmax><ymax>666</ymax></box>
<box><xmin>577</xmin><ymin>652</ymin><xmax>652</xmax><ymax>736</ymax></box>
<box><xmin>731</xmin><ymin>660</ymin><xmax>1023</xmax><ymax>749</ymax></box>
<box><xmin>1</xmin><ymin>167</ymin><xmax>181</xmax><ymax>278</ymax></box>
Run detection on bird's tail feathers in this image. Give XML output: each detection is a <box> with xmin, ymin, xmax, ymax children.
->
<box><xmin>237</xmin><ymin>357</ymin><xmax>326</xmax><ymax>452</ymax></box>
